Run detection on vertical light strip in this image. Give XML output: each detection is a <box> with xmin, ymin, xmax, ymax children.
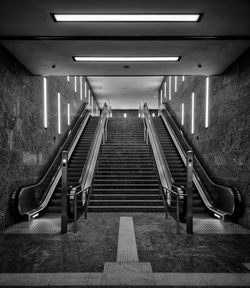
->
<box><xmin>84</xmin><ymin>81</ymin><xmax>87</xmax><ymax>98</ymax></box>
<box><xmin>182</xmin><ymin>76</ymin><xmax>185</xmax><ymax>82</ymax></box>
<box><xmin>175</xmin><ymin>76</ymin><xmax>177</xmax><ymax>92</ymax></box>
<box><xmin>205</xmin><ymin>77</ymin><xmax>209</xmax><ymax>128</ymax></box>
<box><xmin>88</xmin><ymin>89</ymin><xmax>91</xmax><ymax>104</ymax></box>
<box><xmin>57</xmin><ymin>92</ymin><xmax>61</xmax><ymax>134</ymax></box>
<box><xmin>169</xmin><ymin>76</ymin><xmax>171</xmax><ymax>100</ymax></box>
<box><xmin>67</xmin><ymin>76</ymin><xmax>70</xmax><ymax>82</ymax></box>
<box><xmin>43</xmin><ymin>77</ymin><xmax>47</xmax><ymax>128</ymax></box>
<box><xmin>67</xmin><ymin>103</ymin><xmax>70</xmax><ymax>125</ymax></box>
<box><xmin>191</xmin><ymin>92</ymin><xmax>195</xmax><ymax>134</ymax></box>
<box><xmin>181</xmin><ymin>103</ymin><xmax>184</xmax><ymax>125</ymax></box>
<box><xmin>160</xmin><ymin>89</ymin><xmax>163</xmax><ymax>104</ymax></box>
<box><xmin>91</xmin><ymin>95</ymin><xmax>94</xmax><ymax>114</ymax></box>
<box><xmin>80</xmin><ymin>76</ymin><xmax>83</xmax><ymax>100</ymax></box>
<box><xmin>74</xmin><ymin>76</ymin><xmax>77</xmax><ymax>92</ymax></box>
<box><xmin>164</xmin><ymin>81</ymin><xmax>167</xmax><ymax>98</ymax></box>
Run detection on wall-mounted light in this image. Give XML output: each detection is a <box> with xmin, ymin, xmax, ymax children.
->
<box><xmin>74</xmin><ymin>76</ymin><xmax>77</xmax><ymax>92</ymax></box>
<box><xmin>58</xmin><ymin>92</ymin><xmax>61</xmax><ymax>134</ymax></box>
<box><xmin>84</xmin><ymin>81</ymin><xmax>87</xmax><ymax>98</ymax></box>
<box><xmin>124</xmin><ymin>113</ymin><xmax>127</xmax><ymax>118</ymax></box>
<box><xmin>174</xmin><ymin>76</ymin><xmax>177</xmax><ymax>92</ymax></box>
<box><xmin>182</xmin><ymin>76</ymin><xmax>185</xmax><ymax>82</ymax></box>
<box><xmin>67</xmin><ymin>103</ymin><xmax>70</xmax><ymax>126</ymax></box>
<box><xmin>67</xmin><ymin>76</ymin><xmax>70</xmax><ymax>82</ymax></box>
<box><xmin>88</xmin><ymin>89</ymin><xmax>91</xmax><ymax>104</ymax></box>
<box><xmin>80</xmin><ymin>76</ymin><xmax>83</xmax><ymax>100</ymax></box>
<box><xmin>43</xmin><ymin>77</ymin><xmax>47</xmax><ymax>128</ymax></box>
<box><xmin>91</xmin><ymin>95</ymin><xmax>94</xmax><ymax>115</ymax></box>
<box><xmin>164</xmin><ymin>81</ymin><xmax>167</xmax><ymax>98</ymax></box>
<box><xmin>160</xmin><ymin>90</ymin><xmax>163</xmax><ymax>104</ymax></box>
<box><xmin>52</xmin><ymin>14</ymin><xmax>201</xmax><ymax>22</ymax></box>
<box><xmin>73</xmin><ymin>56</ymin><xmax>180</xmax><ymax>62</ymax></box>
<box><xmin>205</xmin><ymin>77</ymin><xmax>209</xmax><ymax>128</ymax></box>
<box><xmin>181</xmin><ymin>103</ymin><xmax>184</xmax><ymax>125</ymax></box>
<box><xmin>191</xmin><ymin>92</ymin><xmax>195</xmax><ymax>134</ymax></box>
<box><xmin>152</xmin><ymin>113</ymin><xmax>155</xmax><ymax>117</ymax></box>
<box><xmin>169</xmin><ymin>76</ymin><xmax>172</xmax><ymax>100</ymax></box>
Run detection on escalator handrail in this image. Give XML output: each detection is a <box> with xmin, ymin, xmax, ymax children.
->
<box><xmin>161</xmin><ymin>103</ymin><xmax>241</xmax><ymax>218</ymax></box>
<box><xmin>13</xmin><ymin>103</ymin><xmax>90</xmax><ymax>217</ymax></box>
<box><xmin>142</xmin><ymin>103</ymin><xmax>183</xmax><ymax>192</ymax></box>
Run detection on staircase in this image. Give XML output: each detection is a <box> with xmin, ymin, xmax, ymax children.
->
<box><xmin>46</xmin><ymin>116</ymin><xmax>99</xmax><ymax>213</ymax></box>
<box><xmin>152</xmin><ymin>116</ymin><xmax>208</xmax><ymax>215</ymax></box>
<box><xmin>88</xmin><ymin>118</ymin><xmax>165</xmax><ymax>212</ymax></box>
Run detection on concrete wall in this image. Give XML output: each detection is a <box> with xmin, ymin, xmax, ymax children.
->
<box><xmin>0</xmin><ymin>44</ymin><xmax>98</xmax><ymax>227</ymax></box>
<box><xmin>160</xmin><ymin>48</ymin><xmax>250</xmax><ymax>228</ymax></box>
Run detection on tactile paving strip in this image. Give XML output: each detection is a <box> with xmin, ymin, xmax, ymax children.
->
<box><xmin>1</xmin><ymin>215</ymin><xmax>67</xmax><ymax>234</ymax></box>
<box><xmin>180</xmin><ymin>218</ymin><xmax>250</xmax><ymax>234</ymax></box>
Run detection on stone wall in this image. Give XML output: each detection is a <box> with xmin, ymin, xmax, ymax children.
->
<box><xmin>0</xmin><ymin>44</ymin><xmax>98</xmax><ymax>227</ymax></box>
<box><xmin>160</xmin><ymin>48</ymin><xmax>250</xmax><ymax>228</ymax></box>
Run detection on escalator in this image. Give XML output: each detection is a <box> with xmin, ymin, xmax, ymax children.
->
<box><xmin>153</xmin><ymin>116</ymin><xmax>207</xmax><ymax>216</ymax></box>
<box><xmin>152</xmin><ymin>104</ymin><xmax>242</xmax><ymax>221</ymax></box>
<box><xmin>46</xmin><ymin>117</ymin><xmax>99</xmax><ymax>213</ymax></box>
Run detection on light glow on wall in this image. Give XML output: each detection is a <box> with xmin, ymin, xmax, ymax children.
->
<box><xmin>74</xmin><ymin>76</ymin><xmax>77</xmax><ymax>92</ymax></box>
<box><xmin>67</xmin><ymin>103</ymin><xmax>70</xmax><ymax>125</ymax></box>
<box><xmin>124</xmin><ymin>113</ymin><xmax>127</xmax><ymax>118</ymax></box>
<box><xmin>164</xmin><ymin>81</ymin><xmax>167</xmax><ymax>98</ymax></box>
<box><xmin>58</xmin><ymin>92</ymin><xmax>61</xmax><ymax>134</ymax></box>
<box><xmin>181</xmin><ymin>103</ymin><xmax>184</xmax><ymax>125</ymax></box>
<box><xmin>169</xmin><ymin>76</ymin><xmax>172</xmax><ymax>100</ymax></box>
<box><xmin>205</xmin><ymin>77</ymin><xmax>209</xmax><ymax>128</ymax></box>
<box><xmin>43</xmin><ymin>77</ymin><xmax>47</xmax><ymax>128</ymax></box>
<box><xmin>175</xmin><ymin>76</ymin><xmax>177</xmax><ymax>92</ymax></box>
<box><xmin>67</xmin><ymin>76</ymin><xmax>70</xmax><ymax>82</ymax></box>
<box><xmin>80</xmin><ymin>76</ymin><xmax>83</xmax><ymax>100</ymax></box>
<box><xmin>182</xmin><ymin>76</ymin><xmax>185</xmax><ymax>82</ymax></box>
<box><xmin>191</xmin><ymin>92</ymin><xmax>195</xmax><ymax>134</ymax></box>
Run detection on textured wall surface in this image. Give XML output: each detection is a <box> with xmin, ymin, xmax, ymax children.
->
<box><xmin>0</xmin><ymin>44</ymin><xmax>97</xmax><ymax>227</ymax></box>
<box><xmin>161</xmin><ymin>49</ymin><xmax>250</xmax><ymax>228</ymax></box>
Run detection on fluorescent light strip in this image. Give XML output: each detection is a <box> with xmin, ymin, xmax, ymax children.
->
<box><xmin>88</xmin><ymin>90</ymin><xmax>91</xmax><ymax>104</ymax></box>
<box><xmin>80</xmin><ymin>76</ymin><xmax>83</xmax><ymax>100</ymax></box>
<box><xmin>58</xmin><ymin>92</ymin><xmax>61</xmax><ymax>134</ymax></box>
<box><xmin>182</xmin><ymin>75</ymin><xmax>185</xmax><ymax>82</ymax></box>
<box><xmin>74</xmin><ymin>76</ymin><xmax>77</xmax><ymax>92</ymax></box>
<box><xmin>205</xmin><ymin>77</ymin><xmax>209</xmax><ymax>128</ymax></box>
<box><xmin>67</xmin><ymin>76</ymin><xmax>70</xmax><ymax>82</ymax></box>
<box><xmin>160</xmin><ymin>90</ymin><xmax>163</xmax><ymax>104</ymax></box>
<box><xmin>67</xmin><ymin>103</ymin><xmax>70</xmax><ymax>125</ymax></box>
<box><xmin>43</xmin><ymin>77</ymin><xmax>47</xmax><ymax>128</ymax></box>
<box><xmin>91</xmin><ymin>96</ymin><xmax>93</xmax><ymax>115</ymax></box>
<box><xmin>181</xmin><ymin>103</ymin><xmax>184</xmax><ymax>125</ymax></box>
<box><xmin>164</xmin><ymin>81</ymin><xmax>167</xmax><ymax>98</ymax></box>
<box><xmin>191</xmin><ymin>92</ymin><xmax>195</xmax><ymax>134</ymax></box>
<box><xmin>53</xmin><ymin>14</ymin><xmax>201</xmax><ymax>22</ymax></box>
<box><xmin>84</xmin><ymin>81</ymin><xmax>87</xmax><ymax>98</ymax></box>
<box><xmin>74</xmin><ymin>56</ymin><xmax>180</xmax><ymax>62</ymax></box>
<box><xmin>175</xmin><ymin>76</ymin><xmax>177</xmax><ymax>92</ymax></box>
<box><xmin>169</xmin><ymin>76</ymin><xmax>172</xmax><ymax>100</ymax></box>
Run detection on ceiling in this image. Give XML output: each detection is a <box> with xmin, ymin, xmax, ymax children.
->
<box><xmin>0</xmin><ymin>0</ymin><xmax>249</xmax><ymax>109</ymax></box>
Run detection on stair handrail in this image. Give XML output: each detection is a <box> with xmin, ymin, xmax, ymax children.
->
<box><xmin>12</xmin><ymin>103</ymin><xmax>91</xmax><ymax>219</ymax></box>
<box><xmin>160</xmin><ymin>103</ymin><xmax>242</xmax><ymax>220</ymax></box>
<box><xmin>142</xmin><ymin>103</ymin><xmax>184</xmax><ymax>195</ymax></box>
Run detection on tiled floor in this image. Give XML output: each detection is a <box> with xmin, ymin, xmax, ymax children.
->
<box><xmin>0</xmin><ymin>212</ymin><xmax>250</xmax><ymax>287</ymax></box>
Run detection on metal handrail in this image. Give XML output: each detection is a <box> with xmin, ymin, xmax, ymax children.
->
<box><xmin>68</xmin><ymin>186</ymin><xmax>90</xmax><ymax>233</ymax></box>
<box><xmin>160</xmin><ymin>104</ymin><xmax>241</xmax><ymax>220</ymax></box>
<box><xmin>162</xmin><ymin>186</ymin><xmax>188</xmax><ymax>234</ymax></box>
<box><xmin>12</xmin><ymin>103</ymin><xmax>90</xmax><ymax>219</ymax></box>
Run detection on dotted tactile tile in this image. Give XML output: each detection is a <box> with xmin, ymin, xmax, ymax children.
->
<box><xmin>1</xmin><ymin>215</ymin><xmax>67</xmax><ymax>234</ymax></box>
<box><xmin>180</xmin><ymin>218</ymin><xmax>250</xmax><ymax>234</ymax></box>
<box><xmin>117</xmin><ymin>216</ymin><xmax>139</xmax><ymax>262</ymax></box>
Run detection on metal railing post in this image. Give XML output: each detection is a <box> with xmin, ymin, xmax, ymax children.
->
<box><xmin>61</xmin><ymin>151</ymin><xmax>68</xmax><ymax>234</ymax></box>
<box><xmin>186</xmin><ymin>150</ymin><xmax>193</xmax><ymax>234</ymax></box>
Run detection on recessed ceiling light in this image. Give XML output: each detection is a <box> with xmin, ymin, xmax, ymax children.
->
<box><xmin>73</xmin><ymin>56</ymin><xmax>180</xmax><ymax>62</ymax></box>
<box><xmin>52</xmin><ymin>14</ymin><xmax>201</xmax><ymax>22</ymax></box>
